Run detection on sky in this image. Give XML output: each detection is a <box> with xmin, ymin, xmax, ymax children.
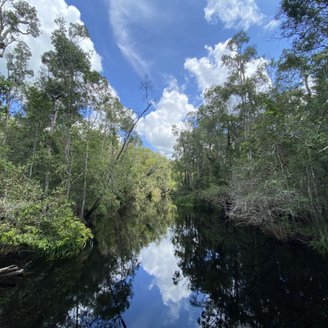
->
<box><xmin>1</xmin><ymin>0</ymin><xmax>288</xmax><ymax>157</ymax></box>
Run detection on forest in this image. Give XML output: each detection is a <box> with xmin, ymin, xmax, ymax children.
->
<box><xmin>0</xmin><ymin>1</ymin><xmax>174</xmax><ymax>259</ymax></box>
<box><xmin>173</xmin><ymin>0</ymin><xmax>328</xmax><ymax>253</ymax></box>
<box><xmin>0</xmin><ymin>0</ymin><xmax>327</xmax><ymax>263</ymax></box>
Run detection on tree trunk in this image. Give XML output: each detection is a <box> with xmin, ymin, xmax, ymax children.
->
<box><xmin>45</xmin><ymin>100</ymin><xmax>59</xmax><ymax>196</ymax></box>
<box><xmin>80</xmin><ymin>141</ymin><xmax>89</xmax><ymax>219</ymax></box>
<box><xmin>29</xmin><ymin>123</ymin><xmax>39</xmax><ymax>179</ymax></box>
<box><xmin>65</xmin><ymin>128</ymin><xmax>72</xmax><ymax>199</ymax></box>
<box><xmin>2</xmin><ymin>98</ymin><xmax>10</xmax><ymax>145</ymax></box>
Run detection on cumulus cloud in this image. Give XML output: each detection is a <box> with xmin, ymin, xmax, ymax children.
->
<box><xmin>0</xmin><ymin>0</ymin><xmax>102</xmax><ymax>76</ymax></box>
<box><xmin>108</xmin><ymin>0</ymin><xmax>154</xmax><ymax>75</ymax></box>
<box><xmin>204</xmin><ymin>0</ymin><xmax>264</xmax><ymax>30</ymax></box>
<box><xmin>140</xmin><ymin>233</ymin><xmax>191</xmax><ymax>305</ymax></box>
<box><xmin>184</xmin><ymin>39</ymin><xmax>232</xmax><ymax>93</ymax></box>
<box><xmin>185</xmin><ymin>39</ymin><xmax>269</xmax><ymax>94</ymax></box>
<box><xmin>137</xmin><ymin>36</ymin><xmax>270</xmax><ymax>156</ymax></box>
<box><xmin>136</xmin><ymin>81</ymin><xmax>196</xmax><ymax>157</ymax></box>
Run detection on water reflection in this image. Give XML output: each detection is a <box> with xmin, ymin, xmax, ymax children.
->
<box><xmin>0</xmin><ymin>200</ymin><xmax>175</xmax><ymax>328</ymax></box>
<box><xmin>123</xmin><ymin>232</ymin><xmax>202</xmax><ymax>328</ymax></box>
<box><xmin>140</xmin><ymin>233</ymin><xmax>191</xmax><ymax>304</ymax></box>
<box><xmin>1</xmin><ymin>203</ymin><xmax>328</xmax><ymax>327</ymax></box>
<box><xmin>0</xmin><ymin>245</ymin><xmax>136</xmax><ymax>328</ymax></box>
<box><xmin>139</xmin><ymin>232</ymin><xmax>194</xmax><ymax>322</ymax></box>
<box><xmin>173</xmin><ymin>207</ymin><xmax>328</xmax><ymax>328</ymax></box>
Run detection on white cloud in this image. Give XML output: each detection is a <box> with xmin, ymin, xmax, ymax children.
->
<box><xmin>0</xmin><ymin>0</ymin><xmax>102</xmax><ymax>77</ymax></box>
<box><xmin>204</xmin><ymin>0</ymin><xmax>264</xmax><ymax>30</ymax></box>
<box><xmin>137</xmin><ymin>36</ymin><xmax>271</xmax><ymax>156</ymax></box>
<box><xmin>264</xmin><ymin>19</ymin><xmax>280</xmax><ymax>31</ymax></box>
<box><xmin>140</xmin><ymin>232</ymin><xmax>191</xmax><ymax>306</ymax></box>
<box><xmin>184</xmin><ymin>39</ymin><xmax>232</xmax><ymax>93</ymax></box>
<box><xmin>185</xmin><ymin>39</ymin><xmax>270</xmax><ymax>94</ymax></box>
<box><xmin>136</xmin><ymin>81</ymin><xmax>196</xmax><ymax>157</ymax></box>
<box><xmin>108</xmin><ymin>0</ymin><xmax>154</xmax><ymax>75</ymax></box>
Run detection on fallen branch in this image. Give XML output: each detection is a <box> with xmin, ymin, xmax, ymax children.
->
<box><xmin>0</xmin><ymin>265</ymin><xmax>24</xmax><ymax>279</ymax></box>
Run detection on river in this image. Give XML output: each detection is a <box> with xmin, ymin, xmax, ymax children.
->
<box><xmin>0</xmin><ymin>203</ymin><xmax>328</xmax><ymax>327</ymax></box>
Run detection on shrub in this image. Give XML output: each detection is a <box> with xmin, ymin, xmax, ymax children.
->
<box><xmin>0</xmin><ymin>159</ymin><xmax>92</xmax><ymax>259</ymax></box>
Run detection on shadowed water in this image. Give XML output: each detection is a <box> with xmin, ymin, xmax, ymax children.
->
<box><xmin>0</xmin><ymin>203</ymin><xmax>328</xmax><ymax>327</ymax></box>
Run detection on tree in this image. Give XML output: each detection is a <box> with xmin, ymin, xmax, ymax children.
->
<box><xmin>279</xmin><ymin>0</ymin><xmax>328</xmax><ymax>54</ymax></box>
<box><xmin>0</xmin><ymin>12</ymin><xmax>176</xmax><ymax>260</ymax></box>
<box><xmin>83</xmin><ymin>79</ymin><xmax>154</xmax><ymax>221</ymax></box>
<box><xmin>6</xmin><ymin>40</ymin><xmax>33</xmax><ymax>83</ymax></box>
<box><xmin>278</xmin><ymin>0</ymin><xmax>328</xmax><ymax>95</ymax></box>
<box><xmin>39</xmin><ymin>18</ymin><xmax>96</xmax><ymax>196</ymax></box>
<box><xmin>0</xmin><ymin>40</ymin><xmax>33</xmax><ymax>144</ymax></box>
<box><xmin>173</xmin><ymin>29</ymin><xmax>328</xmax><ymax>250</ymax></box>
<box><xmin>174</xmin><ymin>32</ymin><xmax>269</xmax><ymax>198</ymax></box>
<box><xmin>0</xmin><ymin>0</ymin><xmax>40</xmax><ymax>57</ymax></box>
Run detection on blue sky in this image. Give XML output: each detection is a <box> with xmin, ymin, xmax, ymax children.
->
<box><xmin>66</xmin><ymin>0</ymin><xmax>284</xmax><ymax>102</ymax></box>
<box><xmin>1</xmin><ymin>0</ymin><xmax>288</xmax><ymax>156</ymax></box>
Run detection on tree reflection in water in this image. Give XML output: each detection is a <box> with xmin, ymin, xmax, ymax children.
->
<box><xmin>0</xmin><ymin>199</ymin><xmax>175</xmax><ymax>328</ymax></box>
<box><xmin>2</xmin><ymin>202</ymin><xmax>327</xmax><ymax>328</ymax></box>
<box><xmin>172</xmin><ymin>207</ymin><xmax>328</xmax><ymax>328</ymax></box>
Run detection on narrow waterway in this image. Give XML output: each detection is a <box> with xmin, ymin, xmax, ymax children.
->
<box><xmin>1</xmin><ymin>204</ymin><xmax>328</xmax><ymax>327</ymax></box>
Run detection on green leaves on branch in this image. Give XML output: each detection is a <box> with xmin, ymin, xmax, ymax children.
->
<box><xmin>0</xmin><ymin>0</ymin><xmax>40</xmax><ymax>57</ymax></box>
<box><xmin>0</xmin><ymin>157</ymin><xmax>92</xmax><ymax>259</ymax></box>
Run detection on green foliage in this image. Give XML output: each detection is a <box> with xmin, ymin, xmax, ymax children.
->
<box><xmin>125</xmin><ymin>147</ymin><xmax>175</xmax><ymax>202</ymax></box>
<box><xmin>174</xmin><ymin>193</ymin><xmax>201</xmax><ymax>208</ymax></box>
<box><xmin>0</xmin><ymin>0</ymin><xmax>40</xmax><ymax>57</ymax></box>
<box><xmin>0</xmin><ymin>15</ymin><xmax>175</xmax><ymax>260</ymax></box>
<box><xmin>0</xmin><ymin>157</ymin><xmax>92</xmax><ymax>258</ymax></box>
<box><xmin>279</xmin><ymin>0</ymin><xmax>328</xmax><ymax>53</ymax></box>
<box><xmin>0</xmin><ymin>197</ymin><xmax>177</xmax><ymax>327</ymax></box>
<box><xmin>173</xmin><ymin>29</ymin><xmax>328</xmax><ymax>252</ymax></box>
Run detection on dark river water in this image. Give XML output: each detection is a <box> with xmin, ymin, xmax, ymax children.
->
<box><xmin>1</xmin><ymin>202</ymin><xmax>328</xmax><ymax>328</ymax></box>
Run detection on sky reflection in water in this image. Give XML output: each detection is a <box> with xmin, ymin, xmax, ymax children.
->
<box><xmin>124</xmin><ymin>231</ymin><xmax>202</xmax><ymax>328</ymax></box>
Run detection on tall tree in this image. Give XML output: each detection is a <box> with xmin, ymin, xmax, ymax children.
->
<box><xmin>39</xmin><ymin>18</ymin><xmax>94</xmax><ymax>196</ymax></box>
<box><xmin>174</xmin><ymin>32</ymin><xmax>269</xmax><ymax>194</ymax></box>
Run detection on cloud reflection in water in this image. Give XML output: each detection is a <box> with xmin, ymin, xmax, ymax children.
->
<box><xmin>140</xmin><ymin>231</ymin><xmax>193</xmax><ymax>321</ymax></box>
